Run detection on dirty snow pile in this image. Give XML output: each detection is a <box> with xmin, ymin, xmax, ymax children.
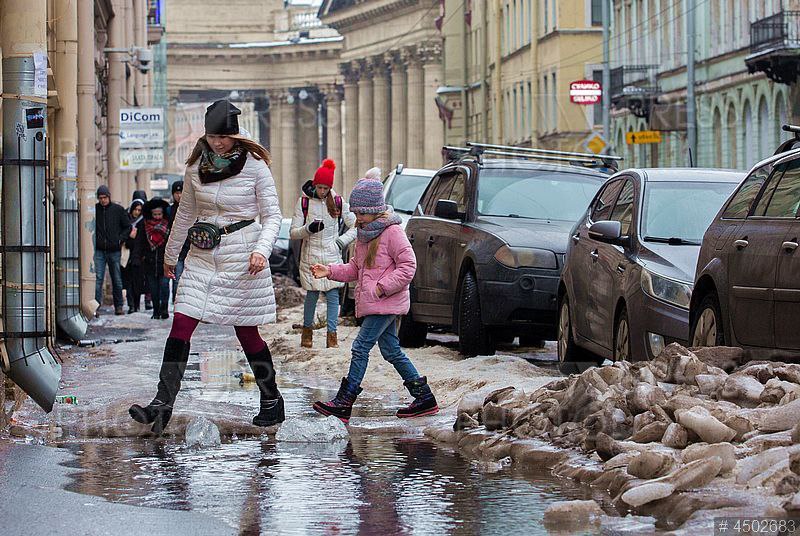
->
<box><xmin>428</xmin><ymin>343</ymin><xmax>800</xmax><ymax>530</ymax></box>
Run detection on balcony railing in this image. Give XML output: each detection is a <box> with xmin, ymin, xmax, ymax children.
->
<box><xmin>292</xmin><ymin>11</ymin><xmax>323</xmax><ymax>30</ymax></box>
<box><xmin>751</xmin><ymin>11</ymin><xmax>800</xmax><ymax>53</ymax></box>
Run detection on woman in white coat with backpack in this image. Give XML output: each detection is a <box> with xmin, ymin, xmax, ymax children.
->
<box><xmin>129</xmin><ymin>99</ymin><xmax>285</xmax><ymax>434</ymax></box>
<box><xmin>290</xmin><ymin>159</ymin><xmax>356</xmax><ymax>349</ymax></box>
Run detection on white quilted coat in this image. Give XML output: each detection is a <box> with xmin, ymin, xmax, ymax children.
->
<box><xmin>289</xmin><ymin>192</ymin><xmax>356</xmax><ymax>292</ymax></box>
<box><xmin>165</xmin><ymin>156</ymin><xmax>282</xmax><ymax>326</ymax></box>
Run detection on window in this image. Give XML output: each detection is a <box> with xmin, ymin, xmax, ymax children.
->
<box><xmin>423</xmin><ymin>174</ymin><xmax>456</xmax><ymax>215</ymax></box>
<box><xmin>591</xmin><ymin>179</ymin><xmax>625</xmax><ymax>222</ymax></box>
<box><xmin>527</xmin><ymin>81</ymin><xmax>533</xmax><ymax>136</ymax></box>
<box><xmin>542</xmin><ymin>76</ymin><xmax>549</xmax><ymax>132</ymax></box>
<box><xmin>543</xmin><ymin>0</ymin><xmax>548</xmax><ymax>33</ymax></box>
<box><xmin>764</xmin><ymin>161</ymin><xmax>800</xmax><ymax>218</ymax></box>
<box><xmin>550</xmin><ymin>72</ymin><xmax>557</xmax><ymax>131</ymax></box>
<box><xmin>722</xmin><ymin>164</ymin><xmax>773</xmax><ymax>219</ymax></box>
<box><xmin>610</xmin><ymin>180</ymin><xmax>635</xmax><ymax>235</ymax></box>
<box><xmin>591</xmin><ymin>0</ymin><xmax>602</xmax><ymax>25</ymax></box>
<box><xmin>592</xmin><ymin>69</ymin><xmax>603</xmax><ymax>127</ymax></box>
<box><xmin>448</xmin><ymin>172</ymin><xmax>468</xmax><ymax>212</ymax></box>
<box><xmin>753</xmin><ymin>164</ymin><xmax>785</xmax><ymax>216</ymax></box>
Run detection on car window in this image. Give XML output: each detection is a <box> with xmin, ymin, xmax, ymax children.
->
<box><xmin>722</xmin><ymin>164</ymin><xmax>772</xmax><ymax>219</ymax></box>
<box><xmin>591</xmin><ymin>179</ymin><xmax>625</xmax><ymax>222</ymax></box>
<box><xmin>423</xmin><ymin>174</ymin><xmax>455</xmax><ymax>215</ymax></box>
<box><xmin>448</xmin><ymin>171</ymin><xmax>467</xmax><ymax>212</ymax></box>
<box><xmin>610</xmin><ymin>180</ymin><xmax>635</xmax><ymax>235</ymax></box>
<box><xmin>763</xmin><ymin>160</ymin><xmax>800</xmax><ymax>218</ymax></box>
<box><xmin>384</xmin><ymin>173</ymin><xmax>433</xmax><ymax>215</ymax></box>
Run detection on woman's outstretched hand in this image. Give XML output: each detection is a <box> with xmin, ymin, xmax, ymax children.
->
<box><xmin>311</xmin><ymin>264</ymin><xmax>330</xmax><ymax>279</ymax></box>
<box><xmin>249</xmin><ymin>252</ymin><xmax>267</xmax><ymax>275</ymax></box>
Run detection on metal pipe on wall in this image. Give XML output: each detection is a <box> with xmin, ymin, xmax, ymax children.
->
<box><xmin>1</xmin><ymin>0</ymin><xmax>61</xmax><ymax>412</ymax></box>
<box><xmin>78</xmin><ymin>0</ymin><xmax>100</xmax><ymax>319</ymax></box>
<box><xmin>107</xmin><ymin>0</ymin><xmax>125</xmax><ymax>204</ymax></box>
<box><xmin>54</xmin><ymin>0</ymin><xmax>88</xmax><ymax>341</ymax></box>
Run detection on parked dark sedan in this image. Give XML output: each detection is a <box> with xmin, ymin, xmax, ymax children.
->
<box><xmin>401</xmin><ymin>154</ymin><xmax>610</xmax><ymax>356</ymax></box>
<box><xmin>691</xmin><ymin>146</ymin><xmax>800</xmax><ymax>357</ymax></box>
<box><xmin>558</xmin><ymin>168</ymin><xmax>743</xmax><ymax>372</ymax></box>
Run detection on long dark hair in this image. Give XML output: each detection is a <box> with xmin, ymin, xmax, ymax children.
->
<box><xmin>186</xmin><ymin>136</ymin><xmax>272</xmax><ymax>166</ymax></box>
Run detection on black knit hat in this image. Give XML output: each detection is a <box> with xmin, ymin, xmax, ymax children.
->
<box><xmin>171</xmin><ymin>180</ymin><xmax>184</xmax><ymax>194</ymax></box>
<box><xmin>205</xmin><ymin>99</ymin><xmax>241</xmax><ymax>136</ymax></box>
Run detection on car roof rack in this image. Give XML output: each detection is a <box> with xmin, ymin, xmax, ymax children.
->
<box><xmin>775</xmin><ymin>125</ymin><xmax>800</xmax><ymax>155</ymax></box>
<box><xmin>443</xmin><ymin>142</ymin><xmax>623</xmax><ymax>172</ymax></box>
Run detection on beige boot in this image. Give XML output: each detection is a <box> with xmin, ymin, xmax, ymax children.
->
<box><xmin>326</xmin><ymin>331</ymin><xmax>338</xmax><ymax>349</ymax></box>
<box><xmin>301</xmin><ymin>327</ymin><xmax>313</xmax><ymax>348</ymax></box>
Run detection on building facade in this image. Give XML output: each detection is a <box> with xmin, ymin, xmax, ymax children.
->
<box><xmin>441</xmin><ymin>0</ymin><xmax>604</xmax><ymax>151</ymax></box>
<box><xmin>609</xmin><ymin>0</ymin><xmax>800</xmax><ymax>169</ymax></box>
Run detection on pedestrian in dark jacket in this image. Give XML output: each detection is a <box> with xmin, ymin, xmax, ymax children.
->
<box><xmin>167</xmin><ymin>181</ymin><xmax>191</xmax><ymax>303</ymax></box>
<box><xmin>133</xmin><ymin>198</ymin><xmax>171</xmax><ymax>320</ymax></box>
<box><xmin>94</xmin><ymin>185</ymin><xmax>132</xmax><ymax>316</ymax></box>
<box><xmin>123</xmin><ymin>199</ymin><xmax>146</xmax><ymax>313</ymax></box>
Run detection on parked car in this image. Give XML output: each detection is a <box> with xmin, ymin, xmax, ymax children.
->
<box><xmin>558</xmin><ymin>168</ymin><xmax>743</xmax><ymax>372</ymax></box>
<box><xmin>401</xmin><ymin>151</ymin><xmax>612</xmax><ymax>356</ymax></box>
<box><xmin>341</xmin><ymin>165</ymin><xmax>436</xmax><ymax>316</ymax></box>
<box><xmin>690</xmin><ymin>142</ymin><xmax>800</xmax><ymax>357</ymax></box>
<box><xmin>269</xmin><ymin>217</ymin><xmax>300</xmax><ymax>282</ymax></box>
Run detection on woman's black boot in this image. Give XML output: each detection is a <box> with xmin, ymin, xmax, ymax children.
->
<box><xmin>245</xmin><ymin>345</ymin><xmax>285</xmax><ymax>427</ymax></box>
<box><xmin>129</xmin><ymin>338</ymin><xmax>191</xmax><ymax>434</ymax></box>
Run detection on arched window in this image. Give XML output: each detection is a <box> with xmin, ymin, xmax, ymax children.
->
<box><xmin>726</xmin><ymin>104</ymin><xmax>737</xmax><ymax>168</ymax></box>
<box><xmin>758</xmin><ymin>97</ymin><xmax>771</xmax><ymax>158</ymax></box>
<box><xmin>713</xmin><ymin>108</ymin><xmax>723</xmax><ymax>167</ymax></box>
<box><xmin>742</xmin><ymin>101</ymin><xmax>755</xmax><ymax>168</ymax></box>
<box><xmin>776</xmin><ymin>93</ymin><xmax>789</xmax><ymax>146</ymax></box>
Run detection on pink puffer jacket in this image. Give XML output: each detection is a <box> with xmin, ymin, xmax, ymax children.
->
<box><xmin>328</xmin><ymin>224</ymin><xmax>416</xmax><ymax>318</ymax></box>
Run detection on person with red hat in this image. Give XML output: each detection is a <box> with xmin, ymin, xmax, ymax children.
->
<box><xmin>290</xmin><ymin>158</ymin><xmax>356</xmax><ymax>349</ymax></box>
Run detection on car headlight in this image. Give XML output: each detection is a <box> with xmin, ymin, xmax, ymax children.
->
<box><xmin>640</xmin><ymin>268</ymin><xmax>692</xmax><ymax>309</ymax></box>
<box><xmin>494</xmin><ymin>245</ymin><xmax>558</xmax><ymax>269</ymax></box>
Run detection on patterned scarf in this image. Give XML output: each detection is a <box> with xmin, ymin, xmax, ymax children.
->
<box><xmin>357</xmin><ymin>211</ymin><xmax>402</xmax><ymax>243</ymax></box>
<box><xmin>145</xmin><ymin>218</ymin><xmax>169</xmax><ymax>249</ymax></box>
<box><xmin>198</xmin><ymin>140</ymin><xmax>248</xmax><ymax>183</ymax></box>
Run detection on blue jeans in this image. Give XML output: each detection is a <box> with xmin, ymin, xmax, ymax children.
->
<box><xmin>347</xmin><ymin>314</ymin><xmax>420</xmax><ymax>388</ymax></box>
<box><xmin>172</xmin><ymin>259</ymin><xmax>185</xmax><ymax>302</ymax></box>
<box><xmin>303</xmin><ymin>289</ymin><xmax>340</xmax><ymax>332</ymax></box>
<box><xmin>146</xmin><ymin>270</ymin><xmax>170</xmax><ymax>316</ymax></box>
<box><xmin>94</xmin><ymin>249</ymin><xmax>124</xmax><ymax>308</ymax></box>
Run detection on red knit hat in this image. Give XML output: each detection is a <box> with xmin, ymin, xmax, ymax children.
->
<box><xmin>313</xmin><ymin>159</ymin><xmax>336</xmax><ymax>188</ymax></box>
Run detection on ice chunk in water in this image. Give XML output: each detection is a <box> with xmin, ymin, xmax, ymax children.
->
<box><xmin>184</xmin><ymin>416</ymin><xmax>221</xmax><ymax>448</ymax></box>
<box><xmin>276</xmin><ymin>416</ymin><xmax>349</xmax><ymax>443</ymax></box>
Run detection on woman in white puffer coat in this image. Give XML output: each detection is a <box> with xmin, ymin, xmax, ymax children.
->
<box><xmin>129</xmin><ymin>99</ymin><xmax>285</xmax><ymax>435</ymax></box>
<box><xmin>290</xmin><ymin>159</ymin><xmax>356</xmax><ymax>349</ymax></box>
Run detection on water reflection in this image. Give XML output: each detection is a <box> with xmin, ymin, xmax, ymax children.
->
<box><xmin>61</xmin><ymin>436</ymin><xmax>599</xmax><ymax>535</ymax></box>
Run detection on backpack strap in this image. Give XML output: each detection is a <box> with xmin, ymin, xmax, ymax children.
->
<box><xmin>301</xmin><ymin>196</ymin><xmax>310</xmax><ymax>224</ymax></box>
<box><xmin>335</xmin><ymin>195</ymin><xmax>343</xmax><ymax>229</ymax></box>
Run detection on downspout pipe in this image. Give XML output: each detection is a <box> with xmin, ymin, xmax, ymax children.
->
<box><xmin>1</xmin><ymin>0</ymin><xmax>61</xmax><ymax>413</ymax></box>
<box><xmin>54</xmin><ymin>0</ymin><xmax>88</xmax><ymax>341</ymax></box>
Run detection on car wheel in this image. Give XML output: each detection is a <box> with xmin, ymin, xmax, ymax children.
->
<box><xmin>557</xmin><ymin>295</ymin><xmax>601</xmax><ymax>374</ymax></box>
<box><xmin>398</xmin><ymin>312</ymin><xmax>428</xmax><ymax>348</ymax></box>
<box><xmin>691</xmin><ymin>292</ymin><xmax>724</xmax><ymax>347</ymax></box>
<box><xmin>614</xmin><ymin>308</ymin><xmax>632</xmax><ymax>362</ymax></box>
<box><xmin>457</xmin><ymin>271</ymin><xmax>495</xmax><ymax>357</ymax></box>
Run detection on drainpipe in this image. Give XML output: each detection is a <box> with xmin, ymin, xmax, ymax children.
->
<box><xmin>107</xmin><ymin>0</ymin><xmax>125</xmax><ymax>204</ymax></box>
<box><xmin>481</xmin><ymin>0</ymin><xmax>489</xmax><ymax>140</ymax></box>
<box><xmin>1</xmin><ymin>0</ymin><xmax>61</xmax><ymax>412</ymax></box>
<box><xmin>78</xmin><ymin>0</ymin><xmax>99</xmax><ymax>319</ymax></box>
<box><xmin>493</xmin><ymin>0</ymin><xmax>503</xmax><ymax>142</ymax></box>
<box><xmin>134</xmin><ymin>0</ymin><xmax>151</xmax><ymax>195</ymax></box>
<box><xmin>530</xmin><ymin>0</ymin><xmax>539</xmax><ymax>145</ymax></box>
<box><xmin>54</xmin><ymin>0</ymin><xmax>88</xmax><ymax>341</ymax></box>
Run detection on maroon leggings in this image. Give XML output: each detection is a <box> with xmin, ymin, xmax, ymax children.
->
<box><xmin>168</xmin><ymin>312</ymin><xmax>267</xmax><ymax>354</ymax></box>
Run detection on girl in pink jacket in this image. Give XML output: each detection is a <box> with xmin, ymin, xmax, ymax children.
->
<box><xmin>310</xmin><ymin>172</ymin><xmax>439</xmax><ymax>423</ymax></box>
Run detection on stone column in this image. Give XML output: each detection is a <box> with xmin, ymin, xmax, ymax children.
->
<box><xmin>404</xmin><ymin>48</ymin><xmax>425</xmax><ymax>168</ymax></box>
<box><xmin>322</xmin><ymin>85</ymin><xmax>344</xmax><ymax>190</ymax></box>
<box><xmin>342</xmin><ymin>65</ymin><xmax>359</xmax><ymax>196</ymax></box>
<box><xmin>280</xmin><ymin>91</ymin><xmax>298</xmax><ymax>216</ymax></box>
<box><xmin>388</xmin><ymin>52</ymin><xmax>408</xmax><ymax>167</ymax></box>
<box><xmin>421</xmin><ymin>42</ymin><xmax>445</xmax><ymax>170</ymax></box>
<box><xmin>372</xmin><ymin>58</ymin><xmax>391</xmax><ymax>177</ymax></box>
<box><xmin>357</xmin><ymin>61</ymin><xmax>374</xmax><ymax>177</ymax></box>
<box><xmin>296</xmin><ymin>90</ymin><xmax>320</xmax><ymax>190</ymax></box>
<box><xmin>268</xmin><ymin>90</ymin><xmax>284</xmax><ymax>210</ymax></box>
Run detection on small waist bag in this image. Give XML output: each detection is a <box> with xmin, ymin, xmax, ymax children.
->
<box><xmin>187</xmin><ymin>219</ymin><xmax>255</xmax><ymax>250</ymax></box>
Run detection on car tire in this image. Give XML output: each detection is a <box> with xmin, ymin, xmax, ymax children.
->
<box><xmin>457</xmin><ymin>271</ymin><xmax>495</xmax><ymax>357</ymax></box>
<box><xmin>614</xmin><ymin>307</ymin><xmax>632</xmax><ymax>362</ymax></box>
<box><xmin>691</xmin><ymin>292</ymin><xmax>724</xmax><ymax>347</ymax></box>
<box><xmin>398</xmin><ymin>312</ymin><xmax>428</xmax><ymax>348</ymax></box>
<box><xmin>557</xmin><ymin>295</ymin><xmax>601</xmax><ymax>374</ymax></box>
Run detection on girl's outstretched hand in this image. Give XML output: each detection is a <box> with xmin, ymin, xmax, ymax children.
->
<box><xmin>311</xmin><ymin>264</ymin><xmax>330</xmax><ymax>279</ymax></box>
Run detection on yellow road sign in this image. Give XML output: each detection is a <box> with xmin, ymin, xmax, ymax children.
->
<box><xmin>626</xmin><ymin>130</ymin><xmax>662</xmax><ymax>145</ymax></box>
<box><xmin>585</xmin><ymin>134</ymin><xmax>607</xmax><ymax>154</ymax></box>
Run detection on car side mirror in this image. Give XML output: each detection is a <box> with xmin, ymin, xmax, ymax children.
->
<box><xmin>434</xmin><ymin>199</ymin><xmax>461</xmax><ymax>220</ymax></box>
<box><xmin>588</xmin><ymin>220</ymin><xmax>623</xmax><ymax>244</ymax></box>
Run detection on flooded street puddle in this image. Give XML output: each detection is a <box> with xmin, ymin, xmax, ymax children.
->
<box><xmin>59</xmin><ymin>436</ymin><xmax>604</xmax><ymax>534</ymax></box>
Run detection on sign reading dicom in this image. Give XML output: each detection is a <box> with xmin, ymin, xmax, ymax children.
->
<box><xmin>119</xmin><ymin>107</ymin><xmax>165</xmax><ymax>171</ymax></box>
